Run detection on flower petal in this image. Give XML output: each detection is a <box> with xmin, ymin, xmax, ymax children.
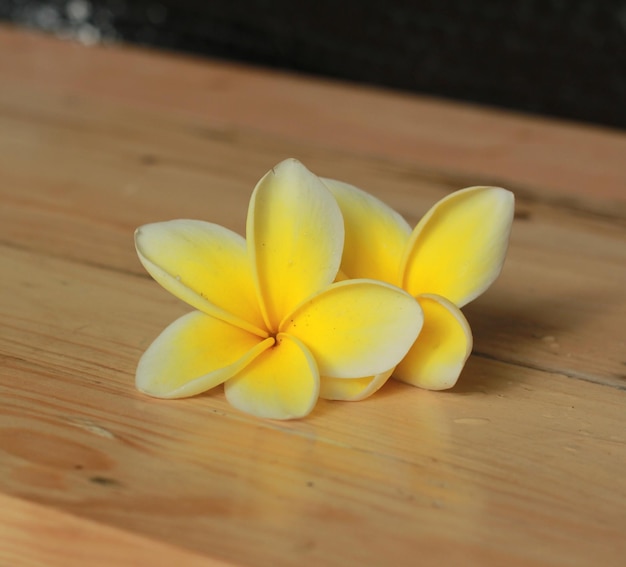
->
<box><xmin>323</xmin><ymin>178</ymin><xmax>412</xmax><ymax>284</ymax></box>
<box><xmin>247</xmin><ymin>159</ymin><xmax>344</xmax><ymax>332</ymax></box>
<box><xmin>224</xmin><ymin>333</ymin><xmax>319</xmax><ymax>419</ymax></box>
<box><xmin>281</xmin><ymin>279</ymin><xmax>423</xmax><ymax>378</ymax></box>
<box><xmin>319</xmin><ymin>369</ymin><xmax>393</xmax><ymax>401</ymax></box>
<box><xmin>135</xmin><ymin>220</ymin><xmax>266</xmax><ymax>336</ymax></box>
<box><xmin>401</xmin><ymin>187</ymin><xmax>514</xmax><ymax>307</ymax></box>
<box><xmin>136</xmin><ymin>311</ymin><xmax>274</xmax><ymax>398</ymax></box>
<box><xmin>393</xmin><ymin>294</ymin><xmax>472</xmax><ymax>390</ymax></box>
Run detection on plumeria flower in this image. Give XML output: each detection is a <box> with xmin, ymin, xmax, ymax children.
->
<box><xmin>322</xmin><ymin>178</ymin><xmax>514</xmax><ymax>394</ymax></box>
<box><xmin>134</xmin><ymin>159</ymin><xmax>423</xmax><ymax>420</ymax></box>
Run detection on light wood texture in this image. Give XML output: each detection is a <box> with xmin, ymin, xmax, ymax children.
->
<box><xmin>0</xmin><ymin>24</ymin><xmax>625</xmax><ymax>567</ymax></box>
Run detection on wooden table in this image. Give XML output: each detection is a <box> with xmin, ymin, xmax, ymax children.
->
<box><xmin>1</xmin><ymin>24</ymin><xmax>625</xmax><ymax>567</ymax></box>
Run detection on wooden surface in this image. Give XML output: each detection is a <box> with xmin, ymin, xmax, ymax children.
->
<box><xmin>0</xmin><ymin>24</ymin><xmax>625</xmax><ymax>567</ymax></box>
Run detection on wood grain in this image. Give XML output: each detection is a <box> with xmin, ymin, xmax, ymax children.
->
<box><xmin>0</xmin><ymin>492</ymin><xmax>228</xmax><ymax>567</ymax></box>
<box><xmin>0</xmin><ymin>25</ymin><xmax>625</xmax><ymax>567</ymax></box>
<box><xmin>2</xmin><ymin>25</ymin><xmax>625</xmax><ymax>214</ymax></box>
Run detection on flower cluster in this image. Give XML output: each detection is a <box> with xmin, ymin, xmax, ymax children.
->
<box><xmin>135</xmin><ymin>159</ymin><xmax>514</xmax><ymax>419</ymax></box>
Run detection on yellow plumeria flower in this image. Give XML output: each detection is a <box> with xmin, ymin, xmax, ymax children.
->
<box><xmin>134</xmin><ymin>159</ymin><xmax>423</xmax><ymax>419</ymax></box>
<box><xmin>322</xmin><ymin>178</ymin><xmax>514</xmax><ymax>395</ymax></box>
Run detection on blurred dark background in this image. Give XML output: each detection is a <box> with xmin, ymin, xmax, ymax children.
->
<box><xmin>1</xmin><ymin>0</ymin><xmax>625</xmax><ymax>129</ymax></box>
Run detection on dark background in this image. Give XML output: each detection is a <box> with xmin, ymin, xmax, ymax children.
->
<box><xmin>2</xmin><ymin>0</ymin><xmax>625</xmax><ymax>129</ymax></box>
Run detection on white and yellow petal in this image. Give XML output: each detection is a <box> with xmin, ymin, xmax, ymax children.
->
<box><xmin>135</xmin><ymin>220</ymin><xmax>266</xmax><ymax>336</ymax></box>
<box><xmin>323</xmin><ymin>178</ymin><xmax>411</xmax><ymax>284</ymax></box>
<box><xmin>224</xmin><ymin>333</ymin><xmax>319</xmax><ymax>419</ymax></box>
<box><xmin>401</xmin><ymin>186</ymin><xmax>514</xmax><ymax>307</ymax></box>
<box><xmin>281</xmin><ymin>279</ymin><xmax>423</xmax><ymax>378</ymax></box>
<box><xmin>247</xmin><ymin>159</ymin><xmax>344</xmax><ymax>332</ymax></box>
<box><xmin>319</xmin><ymin>369</ymin><xmax>393</xmax><ymax>401</ymax></box>
<box><xmin>136</xmin><ymin>310</ymin><xmax>274</xmax><ymax>398</ymax></box>
<box><xmin>393</xmin><ymin>294</ymin><xmax>472</xmax><ymax>390</ymax></box>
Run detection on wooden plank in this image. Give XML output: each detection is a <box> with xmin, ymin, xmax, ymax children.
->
<box><xmin>0</xmin><ymin>24</ymin><xmax>625</xmax><ymax>567</ymax></box>
<box><xmin>1</xmin><ymin>245</ymin><xmax>625</xmax><ymax>566</ymax></box>
<box><xmin>0</xmin><ymin>493</ymin><xmax>228</xmax><ymax>567</ymax></box>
